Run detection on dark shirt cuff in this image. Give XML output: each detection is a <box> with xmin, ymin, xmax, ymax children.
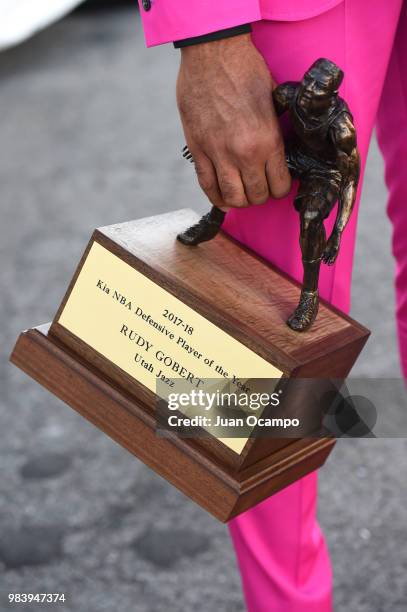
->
<box><xmin>173</xmin><ymin>23</ymin><xmax>252</xmax><ymax>49</ymax></box>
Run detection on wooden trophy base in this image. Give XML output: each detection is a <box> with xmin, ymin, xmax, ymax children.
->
<box><xmin>11</xmin><ymin>209</ymin><xmax>369</xmax><ymax>522</ymax></box>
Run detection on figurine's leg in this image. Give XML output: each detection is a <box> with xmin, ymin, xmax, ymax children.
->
<box><xmin>287</xmin><ymin>197</ymin><xmax>326</xmax><ymax>331</ymax></box>
<box><xmin>287</xmin><ymin>183</ymin><xmax>338</xmax><ymax>331</ymax></box>
<box><xmin>300</xmin><ymin>210</ymin><xmax>325</xmax><ymax>293</ymax></box>
<box><xmin>177</xmin><ymin>206</ymin><xmax>226</xmax><ymax>246</ymax></box>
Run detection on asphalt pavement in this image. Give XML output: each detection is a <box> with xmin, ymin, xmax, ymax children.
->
<box><xmin>0</xmin><ymin>7</ymin><xmax>406</xmax><ymax>612</ymax></box>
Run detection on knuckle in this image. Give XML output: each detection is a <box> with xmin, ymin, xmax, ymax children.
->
<box><xmin>251</xmin><ymin>176</ymin><xmax>267</xmax><ymax>191</ymax></box>
<box><xmin>268</xmin><ymin>165</ymin><xmax>291</xmax><ymax>199</ymax></box>
<box><xmin>197</xmin><ymin>174</ymin><xmax>215</xmax><ymax>193</ymax></box>
<box><xmin>252</xmin><ymin>193</ymin><xmax>269</xmax><ymax>205</ymax></box>
<box><xmin>223</xmin><ymin>189</ymin><xmax>246</xmax><ymax>207</ymax></box>
<box><xmin>240</xmin><ymin>145</ymin><xmax>259</xmax><ymax>163</ymax></box>
<box><xmin>248</xmin><ymin>183</ymin><xmax>269</xmax><ymax>204</ymax></box>
<box><xmin>269</xmin><ymin>133</ymin><xmax>285</xmax><ymax>153</ymax></box>
<box><xmin>224</xmin><ymin>193</ymin><xmax>245</xmax><ymax>207</ymax></box>
<box><xmin>232</xmin><ymin>199</ymin><xmax>249</xmax><ymax>208</ymax></box>
<box><xmin>195</xmin><ymin>166</ymin><xmax>215</xmax><ymax>193</ymax></box>
<box><xmin>232</xmin><ymin>137</ymin><xmax>263</xmax><ymax>163</ymax></box>
<box><xmin>219</xmin><ymin>176</ymin><xmax>238</xmax><ymax>196</ymax></box>
<box><xmin>270</xmin><ymin>185</ymin><xmax>291</xmax><ymax>200</ymax></box>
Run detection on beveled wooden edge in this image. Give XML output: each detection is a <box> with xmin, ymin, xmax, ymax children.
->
<box><xmin>10</xmin><ymin>324</ymin><xmax>336</xmax><ymax>522</ymax></box>
<box><xmin>291</xmin><ymin>333</ymin><xmax>369</xmax><ymax>378</ymax></box>
<box><xmin>52</xmin><ymin>230</ymin><xmax>98</xmax><ymax>324</ymax></box>
<box><xmin>229</xmin><ymin>437</ymin><xmax>335</xmax><ymax>519</ymax></box>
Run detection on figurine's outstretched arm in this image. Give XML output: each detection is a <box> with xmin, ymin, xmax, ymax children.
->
<box><xmin>323</xmin><ymin>115</ymin><xmax>360</xmax><ymax>265</ymax></box>
<box><xmin>332</xmin><ymin>114</ymin><xmax>360</xmax><ymax>233</ymax></box>
<box><xmin>335</xmin><ymin>145</ymin><xmax>360</xmax><ymax>231</ymax></box>
<box><xmin>272</xmin><ymin>82</ymin><xmax>298</xmax><ymax>117</ymax></box>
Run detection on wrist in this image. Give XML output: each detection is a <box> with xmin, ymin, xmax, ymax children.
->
<box><xmin>180</xmin><ymin>33</ymin><xmax>253</xmax><ymax>63</ymax></box>
<box><xmin>174</xmin><ymin>23</ymin><xmax>252</xmax><ymax>49</ymax></box>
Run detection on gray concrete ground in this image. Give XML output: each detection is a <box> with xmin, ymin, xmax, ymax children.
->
<box><xmin>0</xmin><ymin>7</ymin><xmax>406</xmax><ymax>612</ymax></box>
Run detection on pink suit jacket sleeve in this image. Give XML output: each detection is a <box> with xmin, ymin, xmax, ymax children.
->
<box><xmin>137</xmin><ymin>0</ymin><xmax>345</xmax><ymax>47</ymax></box>
<box><xmin>137</xmin><ymin>1</ymin><xmax>262</xmax><ymax>47</ymax></box>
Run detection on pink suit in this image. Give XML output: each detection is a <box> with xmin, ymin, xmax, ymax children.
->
<box><xmin>137</xmin><ymin>0</ymin><xmax>407</xmax><ymax>609</ymax></box>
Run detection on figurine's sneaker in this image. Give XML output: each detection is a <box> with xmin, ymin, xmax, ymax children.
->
<box><xmin>177</xmin><ymin>211</ymin><xmax>225</xmax><ymax>246</ymax></box>
<box><xmin>287</xmin><ymin>290</ymin><xmax>319</xmax><ymax>332</ymax></box>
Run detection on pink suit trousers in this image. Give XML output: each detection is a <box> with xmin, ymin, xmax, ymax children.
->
<box><xmin>138</xmin><ymin>0</ymin><xmax>407</xmax><ymax>609</ymax></box>
<box><xmin>225</xmin><ymin>2</ymin><xmax>406</xmax><ymax>610</ymax></box>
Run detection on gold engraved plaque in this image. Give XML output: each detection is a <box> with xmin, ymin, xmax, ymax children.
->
<box><xmin>58</xmin><ymin>241</ymin><xmax>283</xmax><ymax>452</ymax></box>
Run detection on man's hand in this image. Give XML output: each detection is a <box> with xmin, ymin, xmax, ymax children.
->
<box><xmin>176</xmin><ymin>34</ymin><xmax>291</xmax><ymax>209</ymax></box>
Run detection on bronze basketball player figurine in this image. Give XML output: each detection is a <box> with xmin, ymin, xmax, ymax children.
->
<box><xmin>177</xmin><ymin>58</ymin><xmax>360</xmax><ymax>332</ymax></box>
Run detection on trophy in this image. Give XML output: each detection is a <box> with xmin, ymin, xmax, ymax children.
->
<box><xmin>10</xmin><ymin>59</ymin><xmax>369</xmax><ymax>521</ymax></box>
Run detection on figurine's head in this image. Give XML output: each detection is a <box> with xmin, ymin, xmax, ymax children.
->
<box><xmin>297</xmin><ymin>58</ymin><xmax>344</xmax><ymax>116</ymax></box>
